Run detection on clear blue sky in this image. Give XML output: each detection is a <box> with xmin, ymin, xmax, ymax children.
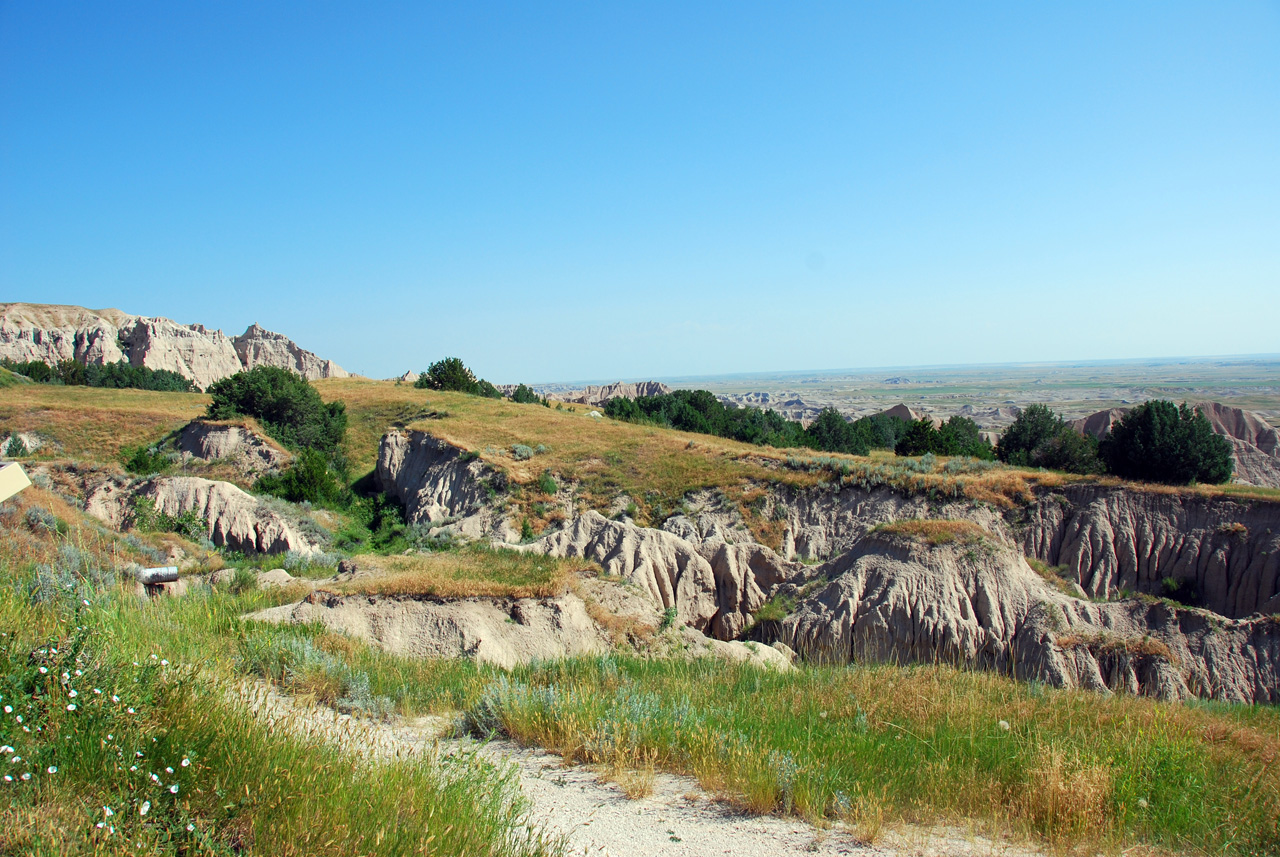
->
<box><xmin>2</xmin><ymin>2</ymin><xmax>1277</xmax><ymax>382</ymax></box>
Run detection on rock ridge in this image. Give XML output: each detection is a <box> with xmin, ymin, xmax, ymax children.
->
<box><xmin>0</xmin><ymin>302</ymin><xmax>348</xmax><ymax>390</ymax></box>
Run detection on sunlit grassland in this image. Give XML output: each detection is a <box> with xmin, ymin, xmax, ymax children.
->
<box><xmin>0</xmin><ymin>384</ymin><xmax>206</xmax><ymax>463</ymax></box>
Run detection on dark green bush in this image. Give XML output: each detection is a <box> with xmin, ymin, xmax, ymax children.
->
<box><xmin>416</xmin><ymin>357</ymin><xmax>479</xmax><ymax>393</ymax></box>
<box><xmin>895</xmin><ymin>418</ymin><xmax>944</xmax><ymax>457</ymax></box>
<box><xmin>121</xmin><ymin>444</ymin><xmax>171</xmax><ymax>476</ymax></box>
<box><xmin>477</xmin><ymin>379</ymin><xmax>503</xmax><ymax>399</ymax></box>
<box><xmin>511</xmin><ymin>384</ymin><xmax>543</xmax><ymax>405</ymax></box>
<box><xmin>129</xmin><ymin>496</ymin><xmax>205</xmax><ymax>539</ymax></box>
<box><xmin>206</xmin><ymin>366</ymin><xmax>346</xmax><ymax>456</ymax></box>
<box><xmin>1098</xmin><ymin>400</ymin><xmax>1233</xmax><ymax>485</ymax></box>
<box><xmin>805</xmin><ymin>408</ymin><xmax>869</xmax><ymax>455</ymax></box>
<box><xmin>254</xmin><ymin>449</ymin><xmax>345</xmax><ymax>505</ymax></box>
<box><xmin>995</xmin><ymin>404</ymin><xmax>1100</xmax><ymax>474</ymax></box>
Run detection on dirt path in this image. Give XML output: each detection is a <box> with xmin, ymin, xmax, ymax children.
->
<box><xmin>242</xmin><ymin>683</ymin><xmax>1043</xmax><ymax>857</ymax></box>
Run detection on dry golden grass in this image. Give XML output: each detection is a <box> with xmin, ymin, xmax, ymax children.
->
<box><xmin>0</xmin><ymin>383</ymin><xmax>206</xmax><ymax>462</ymax></box>
<box><xmin>318</xmin><ymin>547</ymin><xmax>593</xmax><ymax>599</ymax></box>
<box><xmin>1055</xmin><ymin>632</ymin><xmax>1176</xmax><ymax>661</ymax></box>
<box><xmin>873</xmin><ymin>519</ymin><xmax>988</xmax><ymax>545</ymax></box>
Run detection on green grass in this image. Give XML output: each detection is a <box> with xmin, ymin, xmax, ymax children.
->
<box><xmin>0</xmin><ymin>366</ymin><xmax>33</xmax><ymax>388</ymax></box>
<box><xmin>469</xmin><ymin>657</ymin><xmax>1280</xmax><ymax>855</ymax></box>
<box><xmin>0</xmin><ymin>490</ymin><xmax>557</xmax><ymax>857</ymax></box>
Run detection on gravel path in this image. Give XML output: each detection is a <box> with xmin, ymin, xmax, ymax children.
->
<box><xmin>243</xmin><ymin>684</ymin><xmax>1044</xmax><ymax>857</ymax></box>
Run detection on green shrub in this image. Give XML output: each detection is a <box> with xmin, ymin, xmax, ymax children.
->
<box><xmin>206</xmin><ymin>366</ymin><xmax>347</xmax><ymax>456</ymax></box>
<box><xmin>1099</xmin><ymin>400</ymin><xmax>1233</xmax><ymax>485</ymax></box>
<box><xmin>121</xmin><ymin>444</ymin><xmax>171</xmax><ymax>476</ymax></box>
<box><xmin>536</xmin><ymin>470</ymin><xmax>558</xmax><ymax>495</ymax></box>
<box><xmin>128</xmin><ymin>496</ymin><xmax>205</xmax><ymax>540</ymax></box>
<box><xmin>5</xmin><ymin>431</ymin><xmax>29</xmax><ymax>458</ymax></box>
<box><xmin>511</xmin><ymin>384</ymin><xmax>542</xmax><ymax>405</ymax></box>
<box><xmin>254</xmin><ymin>448</ymin><xmax>345</xmax><ymax>505</ymax></box>
<box><xmin>417</xmin><ymin>357</ymin><xmax>479</xmax><ymax>393</ymax></box>
<box><xmin>996</xmin><ymin>404</ymin><xmax>1100</xmax><ymax>474</ymax></box>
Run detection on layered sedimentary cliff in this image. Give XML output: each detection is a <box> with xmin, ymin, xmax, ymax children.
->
<box><xmin>776</xmin><ymin>533</ymin><xmax>1279</xmax><ymax>703</ymax></box>
<box><xmin>372</xmin><ymin>427</ymin><xmax>1280</xmax><ymax>702</ymax></box>
<box><xmin>1017</xmin><ymin>485</ymin><xmax>1280</xmax><ymax>618</ymax></box>
<box><xmin>177</xmin><ymin>420</ymin><xmax>293</xmax><ymax>479</ymax></box>
<box><xmin>0</xmin><ymin>303</ymin><xmax>348</xmax><ymax>389</ymax></box>
<box><xmin>374</xmin><ymin>429</ymin><xmax>503</xmax><ymax>538</ymax></box>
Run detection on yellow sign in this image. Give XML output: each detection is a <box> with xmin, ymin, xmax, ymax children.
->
<box><xmin>0</xmin><ymin>462</ymin><xmax>32</xmax><ymax>503</ymax></box>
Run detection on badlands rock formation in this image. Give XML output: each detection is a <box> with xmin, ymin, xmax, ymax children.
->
<box><xmin>561</xmin><ymin>380</ymin><xmax>672</xmax><ymax>406</ymax></box>
<box><xmin>876</xmin><ymin>403</ymin><xmax>942</xmax><ymax>428</ymax></box>
<box><xmin>375</xmin><ymin>430</ymin><xmax>502</xmax><ymax>538</ymax></box>
<box><xmin>370</xmin><ymin>426</ymin><xmax>1280</xmax><ymax>701</ymax></box>
<box><xmin>1018</xmin><ymin>485</ymin><xmax>1280</xmax><ymax>617</ymax></box>
<box><xmin>777</xmin><ymin>532</ymin><xmax>1279</xmax><ymax>703</ymax></box>
<box><xmin>177</xmin><ymin>420</ymin><xmax>292</xmax><ymax>478</ymax></box>
<box><xmin>86</xmin><ymin>475</ymin><xmax>318</xmax><ymax>556</ymax></box>
<box><xmin>0</xmin><ymin>303</ymin><xmax>347</xmax><ymax>390</ymax></box>
<box><xmin>233</xmin><ymin>323</ymin><xmax>348</xmax><ymax>381</ymax></box>
<box><xmin>1071</xmin><ymin>401</ymin><xmax>1280</xmax><ymax>488</ymax></box>
<box><xmin>252</xmin><ymin>590</ymin><xmax>609</xmax><ymax>669</ymax></box>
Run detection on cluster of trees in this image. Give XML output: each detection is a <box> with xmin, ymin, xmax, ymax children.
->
<box><xmin>1</xmin><ymin>358</ymin><xmax>196</xmax><ymax>392</ymax></box>
<box><xmin>995</xmin><ymin>404</ymin><xmax>1103</xmax><ymax>473</ymax></box>
<box><xmin>995</xmin><ymin>401</ymin><xmax>1233</xmax><ymax>485</ymax></box>
<box><xmin>605</xmin><ymin>388</ymin><xmax>1232</xmax><ymax>486</ymax></box>
<box><xmin>413</xmin><ymin>357</ymin><xmax>549</xmax><ymax>405</ymax></box>
<box><xmin>206</xmin><ymin>366</ymin><xmax>350</xmax><ymax>504</ymax></box>
<box><xmin>603</xmin><ymin>390</ymin><xmax>994</xmax><ymax>459</ymax></box>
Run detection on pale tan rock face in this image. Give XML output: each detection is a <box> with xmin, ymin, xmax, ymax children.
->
<box><xmin>778</xmin><ymin>533</ymin><xmax>1280</xmax><ymax>703</ymax></box>
<box><xmin>0</xmin><ymin>303</ymin><xmax>129</xmax><ymax>365</ymax></box>
<box><xmin>117</xmin><ymin>317</ymin><xmax>243</xmax><ymax>391</ymax></box>
<box><xmin>177</xmin><ymin>420</ymin><xmax>292</xmax><ymax>478</ymax></box>
<box><xmin>375</xmin><ymin>430</ymin><xmax>498</xmax><ymax>537</ymax></box>
<box><xmin>85</xmin><ymin>475</ymin><xmax>319</xmax><ymax>556</ymax></box>
<box><xmin>232</xmin><ymin>323</ymin><xmax>349</xmax><ymax>381</ymax></box>
<box><xmin>1019</xmin><ymin>485</ymin><xmax>1280</xmax><ymax>618</ymax></box>
<box><xmin>250</xmin><ymin>591</ymin><xmax>609</xmax><ymax>669</ymax></box>
<box><xmin>521</xmin><ymin>511</ymin><xmax>721</xmax><ymax>632</ymax></box>
<box><xmin>0</xmin><ymin>303</ymin><xmax>347</xmax><ymax>389</ymax></box>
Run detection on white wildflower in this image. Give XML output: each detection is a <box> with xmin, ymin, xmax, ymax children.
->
<box><xmin>997</xmin><ymin>720</ymin><xmax>1010</xmax><ymax>731</ymax></box>
<box><xmin>139</xmin><ymin>800</ymin><xmax>150</xmax><ymax>816</ymax></box>
<box><xmin>47</xmin><ymin>766</ymin><xmax>57</xmax><ymax>774</ymax></box>
<box><xmin>169</xmin><ymin>784</ymin><xmax>178</xmax><ymax>794</ymax></box>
